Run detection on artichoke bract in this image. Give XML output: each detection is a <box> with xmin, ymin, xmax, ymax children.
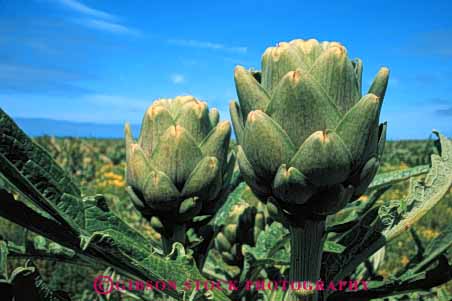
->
<box><xmin>231</xmin><ymin>39</ymin><xmax>389</xmax><ymax>220</ymax></box>
<box><xmin>125</xmin><ymin>96</ymin><xmax>233</xmax><ymax>225</ymax></box>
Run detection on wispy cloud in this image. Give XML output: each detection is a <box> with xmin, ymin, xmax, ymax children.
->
<box><xmin>73</xmin><ymin>19</ymin><xmax>141</xmax><ymax>36</ymax></box>
<box><xmin>409</xmin><ymin>30</ymin><xmax>452</xmax><ymax>57</ymax></box>
<box><xmin>0</xmin><ymin>63</ymin><xmax>78</xmax><ymax>81</ymax></box>
<box><xmin>170</xmin><ymin>74</ymin><xmax>186</xmax><ymax>84</ymax></box>
<box><xmin>48</xmin><ymin>0</ymin><xmax>140</xmax><ymax>36</ymax></box>
<box><xmin>429</xmin><ymin>97</ymin><xmax>451</xmax><ymax>105</ymax></box>
<box><xmin>0</xmin><ymin>63</ymin><xmax>91</xmax><ymax>95</ymax></box>
<box><xmin>168</xmin><ymin>39</ymin><xmax>247</xmax><ymax>54</ymax></box>
<box><xmin>435</xmin><ymin>106</ymin><xmax>452</xmax><ymax>116</ymax></box>
<box><xmin>52</xmin><ymin>0</ymin><xmax>116</xmax><ymax>20</ymax></box>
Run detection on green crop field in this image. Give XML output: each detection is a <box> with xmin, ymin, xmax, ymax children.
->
<box><xmin>1</xmin><ymin>137</ymin><xmax>451</xmax><ymax>300</ymax></box>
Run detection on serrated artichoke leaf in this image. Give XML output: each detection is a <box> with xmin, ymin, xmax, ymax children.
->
<box><xmin>265</xmin><ymin>69</ymin><xmax>341</xmax><ymax>147</ymax></box>
<box><xmin>383</xmin><ymin>131</ymin><xmax>452</xmax><ymax>241</ymax></box>
<box><xmin>242</xmin><ymin>110</ymin><xmax>296</xmax><ymax>179</ymax></box>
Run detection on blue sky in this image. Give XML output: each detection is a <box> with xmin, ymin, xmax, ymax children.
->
<box><xmin>0</xmin><ymin>0</ymin><xmax>451</xmax><ymax>139</ymax></box>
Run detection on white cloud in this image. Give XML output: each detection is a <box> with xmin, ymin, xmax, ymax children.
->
<box><xmin>73</xmin><ymin>19</ymin><xmax>141</xmax><ymax>36</ymax></box>
<box><xmin>53</xmin><ymin>0</ymin><xmax>116</xmax><ymax>20</ymax></box>
<box><xmin>0</xmin><ymin>63</ymin><xmax>78</xmax><ymax>81</ymax></box>
<box><xmin>49</xmin><ymin>0</ymin><xmax>140</xmax><ymax>36</ymax></box>
<box><xmin>168</xmin><ymin>39</ymin><xmax>247</xmax><ymax>54</ymax></box>
<box><xmin>170</xmin><ymin>74</ymin><xmax>186</xmax><ymax>84</ymax></box>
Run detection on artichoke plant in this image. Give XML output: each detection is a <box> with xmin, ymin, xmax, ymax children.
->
<box><xmin>230</xmin><ymin>39</ymin><xmax>389</xmax><ymax>300</ymax></box>
<box><xmin>125</xmin><ymin>96</ymin><xmax>234</xmax><ymax>253</ymax></box>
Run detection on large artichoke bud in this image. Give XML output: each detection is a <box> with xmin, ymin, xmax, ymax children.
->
<box><xmin>230</xmin><ymin>39</ymin><xmax>389</xmax><ymax>300</ymax></box>
<box><xmin>125</xmin><ymin>96</ymin><xmax>233</xmax><ymax>252</ymax></box>
<box><xmin>230</xmin><ymin>39</ymin><xmax>389</xmax><ymax>220</ymax></box>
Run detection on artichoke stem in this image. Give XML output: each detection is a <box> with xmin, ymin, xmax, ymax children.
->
<box><xmin>161</xmin><ymin>223</ymin><xmax>186</xmax><ymax>254</ymax></box>
<box><xmin>289</xmin><ymin>219</ymin><xmax>326</xmax><ymax>301</ymax></box>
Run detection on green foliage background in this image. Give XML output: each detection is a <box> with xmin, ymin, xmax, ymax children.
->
<box><xmin>0</xmin><ymin>136</ymin><xmax>450</xmax><ymax>300</ymax></box>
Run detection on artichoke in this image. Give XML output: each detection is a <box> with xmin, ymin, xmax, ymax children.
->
<box><xmin>214</xmin><ymin>202</ymin><xmax>265</xmax><ymax>266</ymax></box>
<box><xmin>230</xmin><ymin>39</ymin><xmax>389</xmax><ymax>219</ymax></box>
<box><xmin>125</xmin><ymin>96</ymin><xmax>234</xmax><ymax>240</ymax></box>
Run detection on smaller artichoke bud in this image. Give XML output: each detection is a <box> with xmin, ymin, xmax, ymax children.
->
<box><xmin>223</xmin><ymin>224</ymin><xmax>238</xmax><ymax>242</ymax></box>
<box><xmin>214</xmin><ymin>203</ymin><xmax>266</xmax><ymax>266</ymax></box>
<box><xmin>150</xmin><ymin>216</ymin><xmax>164</xmax><ymax>233</ymax></box>
<box><xmin>125</xmin><ymin>96</ymin><xmax>234</xmax><ymax>249</ymax></box>
<box><xmin>254</xmin><ymin>212</ymin><xmax>265</xmax><ymax>240</ymax></box>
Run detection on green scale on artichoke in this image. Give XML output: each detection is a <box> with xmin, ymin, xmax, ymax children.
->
<box><xmin>230</xmin><ymin>39</ymin><xmax>389</xmax><ymax>221</ymax></box>
<box><xmin>124</xmin><ymin>96</ymin><xmax>235</xmax><ymax>232</ymax></box>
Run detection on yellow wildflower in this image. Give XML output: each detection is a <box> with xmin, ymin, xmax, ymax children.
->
<box><xmin>421</xmin><ymin>228</ymin><xmax>439</xmax><ymax>240</ymax></box>
<box><xmin>401</xmin><ymin>255</ymin><xmax>409</xmax><ymax>265</ymax></box>
<box><xmin>359</xmin><ymin>195</ymin><xmax>369</xmax><ymax>202</ymax></box>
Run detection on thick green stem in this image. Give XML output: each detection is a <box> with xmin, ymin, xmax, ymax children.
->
<box><xmin>161</xmin><ymin>223</ymin><xmax>186</xmax><ymax>255</ymax></box>
<box><xmin>289</xmin><ymin>219</ymin><xmax>326</xmax><ymax>301</ymax></box>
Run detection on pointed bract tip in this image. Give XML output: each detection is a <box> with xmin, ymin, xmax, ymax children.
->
<box><xmin>365</xmin><ymin>93</ymin><xmax>381</xmax><ymax>104</ymax></box>
<box><xmin>174</xmin><ymin>125</ymin><xmax>184</xmax><ymax>137</ymax></box>
<box><xmin>176</xmin><ymin>95</ymin><xmax>196</xmax><ymax>103</ymax></box>
<box><xmin>247</xmin><ymin>110</ymin><xmax>264</xmax><ymax>123</ymax></box>
<box><xmin>130</xmin><ymin>143</ymin><xmax>139</xmax><ymax>153</ymax></box>
<box><xmin>268</xmin><ymin>42</ymin><xmax>289</xmax><ymax>60</ymax></box>
<box><xmin>229</xmin><ymin>99</ymin><xmax>239</xmax><ymax>109</ymax></box>
<box><xmin>208</xmin><ymin>157</ymin><xmax>219</xmax><ymax>169</ymax></box>
<box><xmin>276</xmin><ymin>41</ymin><xmax>290</xmax><ymax>48</ymax></box>
<box><xmin>147</xmin><ymin>104</ymin><xmax>166</xmax><ymax>118</ymax></box>
<box><xmin>165</xmin><ymin>125</ymin><xmax>178</xmax><ymax>137</ymax></box>
<box><xmin>217</xmin><ymin>120</ymin><xmax>231</xmax><ymax>132</ymax></box>
<box><xmin>124</xmin><ymin>122</ymin><xmax>134</xmax><ymax>140</ymax></box>
<box><xmin>312</xmin><ymin>130</ymin><xmax>330</xmax><ymax>143</ymax></box>
<box><xmin>234</xmin><ymin>65</ymin><xmax>246</xmax><ymax>75</ymax></box>
<box><xmin>330</xmin><ymin>44</ymin><xmax>347</xmax><ymax>57</ymax></box>
<box><xmin>290</xmin><ymin>70</ymin><xmax>302</xmax><ymax>82</ymax></box>
<box><xmin>380</xmin><ymin>66</ymin><xmax>390</xmax><ymax>75</ymax></box>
